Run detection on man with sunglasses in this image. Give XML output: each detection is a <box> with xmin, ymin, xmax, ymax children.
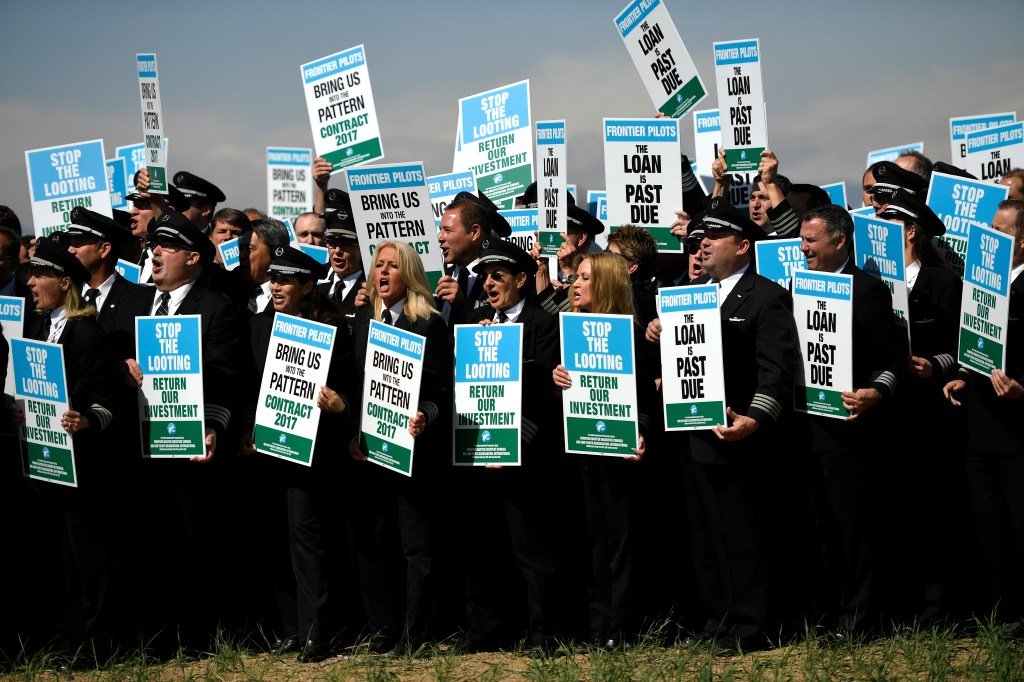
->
<box><xmin>317</xmin><ymin>190</ymin><xmax>364</xmax><ymax>325</ymax></box>
<box><xmin>126</xmin><ymin>183</ymin><xmax>190</xmax><ymax>282</ymax></box>
<box><xmin>65</xmin><ymin>207</ymin><xmax>141</xmax><ymax>333</ymax></box>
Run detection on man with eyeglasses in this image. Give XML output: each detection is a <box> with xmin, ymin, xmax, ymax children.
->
<box><xmin>317</xmin><ymin>190</ymin><xmax>364</xmax><ymax>325</ymax></box>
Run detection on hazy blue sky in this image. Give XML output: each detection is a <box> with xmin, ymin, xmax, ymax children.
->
<box><xmin>2</xmin><ymin>0</ymin><xmax>1022</xmax><ymax>226</ymax></box>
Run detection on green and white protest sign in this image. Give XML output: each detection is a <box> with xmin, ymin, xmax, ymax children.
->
<box><xmin>360</xmin><ymin>319</ymin><xmax>425</xmax><ymax>477</ymax></box>
<box><xmin>950</xmin><ymin>113</ymin><xmax>1015</xmax><ymax>165</ymax></box>
<box><xmin>657</xmin><ymin>285</ymin><xmax>726</xmax><ymax>430</ymax></box>
<box><xmin>966</xmin><ymin>122</ymin><xmax>1023</xmax><ymax>182</ymax></box>
<box><xmin>25</xmin><ymin>139</ymin><xmax>112</xmax><ymax>238</ymax></box>
<box><xmin>347</xmin><ymin>162</ymin><xmax>445</xmax><ymax>290</ymax></box>
<box><xmin>427</xmin><ymin>170</ymin><xmax>476</xmax><ymax>228</ymax></box>
<box><xmin>136</xmin><ymin>53</ymin><xmax>167</xmax><ymax>193</ymax></box>
<box><xmin>12</xmin><ymin>339</ymin><xmax>76</xmax><ymax>487</ymax></box>
<box><xmin>713</xmin><ymin>39</ymin><xmax>767</xmax><ymax>173</ymax></box>
<box><xmin>560</xmin><ymin>312</ymin><xmax>639</xmax><ymax>456</ymax></box>
<box><xmin>267</xmin><ymin>147</ymin><xmax>313</xmax><ymax>221</ymax></box>
<box><xmin>536</xmin><ymin>120</ymin><xmax>566</xmax><ymax>256</ymax></box>
<box><xmin>792</xmin><ymin>270</ymin><xmax>853</xmax><ymax>419</ymax></box>
<box><xmin>614</xmin><ymin>0</ymin><xmax>707</xmax><ymax>118</ymax></box>
<box><xmin>1</xmin><ymin>296</ymin><xmax>26</xmax><ymax>397</ymax></box>
<box><xmin>453</xmin><ymin>324</ymin><xmax>522</xmax><ymax>466</ymax></box>
<box><xmin>136</xmin><ymin>315</ymin><xmax>205</xmax><ymax>457</ymax></box>
<box><xmin>604</xmin><ymin>118</ymin><xmax>683</xmax><ymax>250</ymax></box>
<box><xmin>958</xmin><ymin>225</ymin><xmax>1013</xmax><ymax>375</ymax></box>
<box><xmin>455</xmin><ymin>80</ymin><xmax>533</xmax><ymax>209</ymax></box>
<box><xmin>866</xmin><ymin>142</ymin><xmax>924</xmax><ymax>167</ymax></box>
<box><xmin>254</xmin><ymin>313</ymin><xmax>336</xmax><ymax>466</ymax></box>
<box><xmin>693</xmin><ymin>108</ymin><xmax>754</xmax><ymax>206</ymax></box>
<box><xmin>926</xmin><ymin>171</ymin><xmax>1009</xmax><ymax>277</ymax></box>
<box><xmin>853</xmin><ymin>213</ymin><xmax>910</xmax><ymax>347</ymax></box>
<box><xmin>755</xmin><ymin>238</ymin><xmax>806</xmax><ymax>289</ymax></box>
<box><xmin>300</xmin><ymin>45</ymin><xmax>384</xmax><ymax>173</ymax></box>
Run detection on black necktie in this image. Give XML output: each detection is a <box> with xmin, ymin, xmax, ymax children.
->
<box><xmin>84</xmin><ymin>288</ymin><xmax>100</xmax><ymax>308</ymax></box>
<box><xmin>381</xmin><ymin>308</ymin><xmax>393</xmax><ymax>325</ymax></box>
<box><xmin>497</xmin><ymin>310</ymin><xmax>509</xmax><ymax>323</ymax></box>
<box><xmin>456</xmin><ymin>266</ymin><xmax>469</xmax><ymax>296</ymax></box>
<box><xmin>137</xmin><ymin>249</ymin><xmax>149</xmax><ymax>267</ymax></box>
<box><xmin>38</xmin><ymin>314</ymin><xmax>51</xmax><ymax>341</ymax></box>
<box><xmin>155</xmin><ymin>292</ymin><xmax>171</xmax><ymax>316</ymax></box>
<box><xmin>247</xmin><ymin>285</ymin><xmax>262</xmax><ymax>314</ymax></box>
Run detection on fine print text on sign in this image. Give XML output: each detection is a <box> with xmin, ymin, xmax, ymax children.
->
<box><xmin>136</xmin><ymin>53</ymin><xmax>167</xmax><ymax>193</ymax></box>
<box><xmin>536</xmin><ymin>120</ymin><xmax>567</xmax><ymax>257</ymax></box>
<box><xmin>792</xmin><ymin>270</ymin><xmax>854</xmax><ymax>419</ymax></box>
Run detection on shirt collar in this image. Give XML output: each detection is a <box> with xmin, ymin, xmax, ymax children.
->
<box><xmin>1012</xmin><ymin>262</ymin><xmax>1024</xmax><ymax>284</ymax></box>
<box><xmin>715</xmin><ymin>263</ymin><xmax>749</xmax><ymax>300</ymax></box>
<box><xmin>83</xmin><ymin>272</ymin><xmax>117</xmax><ymax>298</ymax></box>
<box><xmin>495</xmin><ymin>298</ymin><xmax>526</xmax><ymax>322</ymax></box>
<box><xmin>156</xmin><ymin>279</ymin><xmax>196</xmax><ymax>312</ymax></box>
<box><xmin>385</xmin><ymin>297</ymin><xmax>405</xmax><ymax>321</ymax></box>
<box><xmin>834</xmin><ymin>258</ymin><xmax>850</xmax><ymax>274</ymax></box>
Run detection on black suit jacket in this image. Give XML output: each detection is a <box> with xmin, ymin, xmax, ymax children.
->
<box><xmin>319</xmin><ymin>272</ymin><xmax>366</xmax><ymax>326</ymax></box>
<box><xmin>445</xmin><ymin>264</ymin><xmax>491</xmax><ymax>330</ymax></box>
<box><xmin>93</xmin><ymin>273</ymin><xmax>143</xmax><ymax>334</ymax></box>
<box><xmin>907</xmin><ymin>264</ymin><xmax>962</xmax><ymax>381</ymax></box>
<box><xmin>689</xmin><ymin>269</ymin><xmax>798</xmax><ymax>465</ymax></box>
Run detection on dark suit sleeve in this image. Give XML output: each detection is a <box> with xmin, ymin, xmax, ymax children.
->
<box><xmin>633</xmin><ymin>323</ymin><xmax>659</xmax><ymax>438</ymax></box>
<box><xmin>202</xmin><ymin>299</ymin><xmax>245</xmax><ymax>437</ymax></box>
<box><xmin>922</xmin><ymin>269</ymin><xmax>962</xmax><ymax>379</ymax></box>
<box><xmin>417</xmin><ymin>314</ymin><xmax>453</xmax><ymax>429</ymax></box>
<box><xmin>765</xmin><ymin>197</ymin><xmax>801</xmax><ymax>238</ymax></box>
<box><xmin>521</xmin><ymin>309</ymin><xmax>560</xmax><ymax>445</ymax></box>
<box><xmin>857</xmin><ymin>276</ymin><xmax>903</xmax><ymax>400</ymax></box>
<box><xmin>746</xmin><ymin>289</ymin><xmax>798</xmax><ymax>424</ymax></box>
<box><xmin>67</xmin><ymin>320</ymin><xmax>116</xmax><ymax>433</ymax></box>
<box><xmin>324</xmin><ymin>320</ymin><xmax>357</xmax><ymax>443</ymax></box>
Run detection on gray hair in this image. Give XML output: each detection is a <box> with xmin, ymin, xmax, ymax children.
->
<box><xmin>803</xmin><ymin>204</ymin><xmax>853</xmax><ymax>247</ymax></box>
<box><xmin>251</xmin><ymin>217</ymin><xmax>290</xmax><ymax>251</ymax></box>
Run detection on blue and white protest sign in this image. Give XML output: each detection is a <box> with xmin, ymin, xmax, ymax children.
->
<box><xmin>853</xmin><ymin>213</ymin><xmax>910</xmax><ymax>347</ymax></box>
<box><xmin>614</xmin><ymin>0</ymin><xmax>707</xmax><ymax>118</ymax></box>
<box><xmin>254</xmin><ymin>313</ymin><xmax>336</xmax><ymax>466</ymax></box>
<box><xmin>713</xmin><ymin>39</ymin><xmax>767</xmax><ymax>173</ymax></box>
<box><xmin>453</xmin><ymin>324</ymin><xmax>523</xmax><ymax>466</ymax></box>
<box><xmin>755</xmin><ymin>238</ymin><xmax>806</xmax><ymax>289</ymax></box>
<box><xmin>693</xmin><ymin>107</ymin><xmax>753</xmax><ymax>206</ymax></box>
<box><xmin>867</xmin><ymin>142</ymin><xmax>924</xmax><ymax>167</ymax></box>
<box><xmin>820</xmin><ymin>181</ymin><xmax>847</xmax><ymax>208</ymax></box>
<box><xmin>792</xmin><ymin>270</ymin><xmax>854</xmax><ymax>419</ymax></box>
<box><xmin>12</xmin><ymin>339</ymin><xmax>76</xmax><ymax>487</ymax></box>
<box><xmin>604</xmin><ymin>118</ymin><xmax>683</xmax><ymax>251</ymax></box>
<box><xmin>136</xmin><ymin>315</ymin><xmax>205</xmax><ymax>457</ymax></box>
<box><xmin>454</xmin><ymin>80</ymin><xmax>534</xmax><ymax>209</ymax></box>
<box><xmin>115</xmin><ymin>139</ymin><xmax>169</xmax><ymax>182</ymax></box>
<box><xmin>299</xmin><ymin>243</ymin><xmax>329</xmax><ymax>264</ymax></box>
<box><xmin>300</xmin><ymin>45</ymin><xmax>384</xmax><ymax>173</ymax></box>
<box><xmin>106</xmin><ymin>157</ymin><xmax>129</xmax><ymax>210</ymax></box>
<box><xmin>136</xmin><ymin>53</ymin><xmax>168</xmax><ymax>193</ymax></box>
<box><xmin>560</xmin><ymin>312</ymin><xmax>639</xmax><ymax>456</ymax></box>
<box><xmin>360</xmin><ymin>319</ymin><xmax>426</xmax><ymax>477</ymax></box>
<box><xmin>657</xmin><ymin>285</ymin><xmax>727</xmax><ymax>430</ymax></box>
<box><xmin>950</xmin><ymin>112</ymin><xmax>1015</xmax><ymax>165</ymax></box>
<box><xmin>958</xmin><ymin>225</ymin><xmax>1013</xmax><ymax>375</ymax></box>
<box><xmin>267</xmin><ymin>147</ymin><xmax>313</xmax><ymax>221</ymax></box>
<box><xmin>966</xmin><ymin>121</ymin><xmax>1023</xmax><ymax>182</ymax></box>
<box><xmin>115</xmin><ymin>259</ymin><xmax>142</xmax><ymax>284</ymax></box>
<box><xmin>427</xmin><ymin>170</ymin><xmax>476</xmax><ymax>228</ymax></box>
<box><xmin>926</xmin><ymin>171</ymin><xmax>1009</xmax><ymax>276</ymax></box>
<box><xmin>217</xmin><ymin>237</ymin><xmax>242</xmax><ymax>271</ymax></box>
<box><xmin>536</xmin><ymin>120</ymin><xmax>567</xmax><ymax>257</ymax></box>
<box><xmin>1</xmin><ymin>296</ymin><xmax>26</xmax><ymax>397</ymax></box>
<box><xmin>25</xmin><ymin>139</ymin><xmax>112</xmax><ymax>238</ymax></box>
<box><xmin>587</xmin><ymin>191</ymin><xmax>610</xmax><ymax>250</ymax></box>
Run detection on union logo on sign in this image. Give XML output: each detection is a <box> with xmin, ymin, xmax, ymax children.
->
<box><xmin>382</xmin><ymin>442</ymin><xmax>389</xmax><ymax>453</ymax></box>
<box><xmin>481</xmin><ymin>430</ymin><xmax>491</xmax><ymax>443</ymax></box>
<box><xmin>346</xmin><ymin>148</ymin><xmax>354</xmax><ymax>157</ymax></box>
<box><xmin>42</xmin><ymin>447</ymin><xmax>51</xmax><ymax>459</ymax></box>
<box><xmin>167</xmin><ymin>422</ymin><xmax>176</xmax><ymax>435</ymax></box>
<box><xmin>690</xmin><ymin>404</ymin><xmax>698</xmax><ymax>415</ymax></box>
<box><xmin>818</xmin><ymin>391</ymin><xmax>826</xmax><ymax>402</ymax></box>
<box><xmin>977</xmin><ymin>337</ymin><xmax>985</xmax><ymax>349</ymax></box>
<box><xmin>279</xmin><ymin>433</ymin><xmax>287</xmax><ymax>444</ymax></box>
<box><xmin>494</xmin><ymin>174</ymin><xmax>504</xmax><ymax>183</ymax></box>
<box><xmin>595</xmin><ymin>420</ymin><xmax>607</xmax><ymax>434</ymax></box>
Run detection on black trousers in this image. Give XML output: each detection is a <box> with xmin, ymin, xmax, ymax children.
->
<box><xmin>287</xmin><ymin>485</ymin><xmax>331</xmax><ymax>644</ymax></box>
<box><xmin>966</xmin><ymin>447</ymin><xmax>1024</xmax><ymax>623</ymax></box>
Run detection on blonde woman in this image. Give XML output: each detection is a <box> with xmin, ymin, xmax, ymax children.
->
<box><xmin>348</xmin><ymin>241</ymin><xmax>452</xmax><ymax>655</ymax></box>
<box><xmin>552</xmin><ymin>251</ymin><xmax>656</xmax><ymax>649</ymax></box>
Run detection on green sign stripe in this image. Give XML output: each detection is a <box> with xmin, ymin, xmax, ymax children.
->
<box><xmin>659</xmin><ymin>76</ymin><xmax>706</xmax><ymax>119</ymax></box>
<box><xmin>143</xmin><ymin>419</ymin><xmax>205</xmax><ymax>457</ymax></box>
<box><xmin>454</xmin><ymin>427</ymin><xmax>519</xmax><ymax>465</ymax></box>
<box><xmin>324</xmin><ymin>138</ymin><xmax>384</xmax><ymax>172</ymax></box>
<box><xmin>724</xmin><ymin>147</ymin><xmax>764</xmax><ymax>173</ymax></box>
<box><xmin>254</xmin><ymin>423</ymin><xmax>314</xmax><ymax>465</ymax></box>
<box><xmin>363</xmin><ymin>432</ymin><xmax>413</xmax><ymax>476</ymax></box>
<box><xmin>565</xmin><ymin>416</ymin><xmax>636</xmax><ymax>456</ymax></box>
<box><xmin>795</xmin><ymin>386</ymin><xmax>846</xmax><ymax>417</ymax></box>
<box><xmin>958</xmin><ymin>328</ymin><xmax>1002</xmax><ymax>374</ymax></box>
<box><xmin>665</xmin><ymin>400</ymin><xmax>725</xmax><ymax>429</ymax></box>
<box><xmin>26</xmin><ymin>442</ymin><xmax>76</xmax><ymax>485</ymax></box>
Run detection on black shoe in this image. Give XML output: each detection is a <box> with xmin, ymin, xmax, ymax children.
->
<box><xmin>297</xmin><ymin>640</ymin><xmax>332</xmax><ymax>663</ymax></box>
<box><xmin>271</xmin><ymin>635</ymin><xmax>302</xmax><ymax>655</ymax></box>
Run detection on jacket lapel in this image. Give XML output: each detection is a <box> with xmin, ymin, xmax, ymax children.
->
<box><xmin>719</xmin><ymin>268</ymin><xmax>756</xmax><ymax>321</ymax></box>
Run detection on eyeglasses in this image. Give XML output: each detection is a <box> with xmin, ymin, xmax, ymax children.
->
<box><xmin>482</xmin><ymin>270</ymin><xmax>514</xmax><ymax>282</ymax></box>
<box><xmin>684</xmin><ymin>240</ymin><xmax>701</xmax><ymax>255</ymax></box>
<box><xmin>147</xmin><ymin>239</ymin><xmax>181</xmax><ymax>253</ymax></box>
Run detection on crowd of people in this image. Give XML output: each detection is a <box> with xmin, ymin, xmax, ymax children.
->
<box><xmin>1</xmin><ymin>141</ymin><xmax>1022</xmax><ymax>667</ymax></box>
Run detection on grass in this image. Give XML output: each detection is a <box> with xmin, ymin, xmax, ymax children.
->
<box><xmin>2</xmin><ymin>620</ymin><xmax>1022</xmax><ymax>681</ymax></box>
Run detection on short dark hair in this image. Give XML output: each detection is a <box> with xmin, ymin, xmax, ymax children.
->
<box><xmin>896</xmin><ymin>150</ymin><xmax>932</xmax><ymax>180</ymax></box>
<box><xmin>802</xmin><ymin>204</ymin><xmax>853</xmax><ymax>247</ymax></box>
<box><xmin>211</xmin><ymin>207</ymin><xmax>251</xmax><ymax>233</ymax></box>
<box><xmin>250</xmin><ymin>218</ymin><xmax>290</xmax><ymax>251</ymax></box>
<box><xmin>447</xmin><ymin>198</ymin><xmax>492</xmax><ymax>237</ymax></box>
<box><xmin>0</xmin><ymin>206</ymin><xmax>22</xmax><ymax>236</ymax></box>
<box><xmin>998</xmin><ymin>199</ymin><xmax>1024</xmax><ymax>240</ymax></box>
<box><xmin>788</xmin><ymin>184</ymin><xmax>833</xmax><ymax>215</ymax></box>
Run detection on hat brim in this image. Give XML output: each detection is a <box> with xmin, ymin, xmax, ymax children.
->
<box><xmin>472</xmin><ymin>254</ymin><xmax>537</xmax><ymax>276</ymax></box>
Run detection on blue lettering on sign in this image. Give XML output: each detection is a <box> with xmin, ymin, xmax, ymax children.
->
<box><xmin>658</xmin><ymin>284</ymin><xmax>719</xmax><ymax>313</ymax></box>
<box><xmin>793</xmin><ymin>271</ymin><xmax>853</xmax><ymax>301</ymax></box>
<box><xmin>106</xmin><ymin>157</ymin><xmax>129</xmax><ymax>209</ymax></box>
<box><xmin>367</xmin><ymin>319</ymin><xmax>425</xmax><ymax>360</ymax></box>
<box><xmin>267</xmin><ymin>148</ymin><xmax>312</xmax><ymax>166</ymax></box>
<box><xmin>604</xmin><ymin>118</ymin><xmax>678</xmax><ymax>143</ymax></box>
<box><xmin>964</xmin><ymin>225</ymin><xmax>1012</xmax><ymax>297</ymax></box>
<box><xmin>966</xmin><ymin>122</ymin><xmax>1024</xmax><ymax>154</ymax></box>
<box><xmin>301</xmin><ymin>45</ymin><xmax>365</xmax><ymax>84</ymax></box>
<box><xmin>271</xmin><ymin>313</ymin><xmax>336</xmax><ymax>351</ymax></box>
<box><xmin>853</xmin><ymin>214</ymin><xmax>905</xmax><ymax>281</ymax></box>
<box><xmin>713</xmin><ymin>39</ymin><xmax>760</xmax><ymax>66</ymax></box>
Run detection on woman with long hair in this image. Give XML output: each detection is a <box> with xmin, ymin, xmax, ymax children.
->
<box><xmin>552</xmin><ymin>251</ymin><xmax>656</xmax><ymax>649</ymax></box>
<box><xmin>348</xmin><ymin>241</ymin><xmax>452</xmax><ymax>655</ymax></box>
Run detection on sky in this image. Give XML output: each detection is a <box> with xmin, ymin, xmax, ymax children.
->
<box><xmin>2</xmin><ymin>0</ymin><xmax>1023</xmax><ymax>229</ymax></box>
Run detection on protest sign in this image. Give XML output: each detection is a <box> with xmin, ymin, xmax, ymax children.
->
<box><xmin>106</xmin><ymin>157</ymin><xmax>129</xmax><ymax>210</ymax></box>
<box><xmin>567</xmin><ymin>183</ymin><xmax>578</xmax><ymax>199</ymax></box>
<box><xmin>300</xmin><ymin>45</ymin><xmax>383</xmax><ymax>173</ymax></box>
<box><xmin>657</xmin><ymin>285</ymin><xmax>726</xmax><ymax>430</ymax></box>
<box><xmin>136</xmin><ymin>315</ymin><xmax>205</xmax><ymax>457</ymax></box>
<box><xmin>713</xmin><ymin>39</ymin><xmax>767</xmax><ymax>172</ymax></box>
<box><xmin>536</xmin><ymin>120</ymin><xmax>566</xmax><ymax>257</ymax></box>
<box><xmin>299</xmin><ymin>244</ymin><xmax>329</xmax><ymax>265</ymax></box>
<box><xmin>116</xmin><ymin>139</ymin><xmax>169</xmax><ymax>181</ymax></box>
<box><xmin>926</xmin><ymin>171</ymin><xmax>1009</xmax><ymax>277</ymax></box>
<box><xmin>455</xmin><ymin>80</ymin><xmax>533</xmax><ymax>209</ymax></box>
<box><xmin>820</xmin><ymin>181</ymin><xmax>847</xmax><ymax>208</ymax></box>
<box><xmin>12</xmin><ymin>339</ymin><xmax>76</xmax><ymax>487</ymax></box>
<box><xmin>693</xmin><ymin>108</ymin><xmax>753</xmax><ymax>206</ymax></box>
<box><xmin>604</xmin><ymin>118</ymin><xmax>683</xmax><ymax>250</ymax></box>
<box><xmin>115</xmin><ymin>259</ymin><xmax>142</xmax><ymax>283</ymax></box>
<box><xmin>254</xmin><ymin>313</ymin><xmax>335</xmax><ymax>466</ymax></box>
<box><xmin>1</xmin><ymin>296</ymin><xmax>26</xmax><ymax>397</ymax></box>
<box><xmin>217</xmin><ymin>237</ymin><xmax>242</xmax><ymax>271</ymax></box>
<box><xmin>453</xmin><ymin>324</ymin><xmax>522</xmax><ymax>465</ymax></box>
<box><xmin>346</xmin><ymin>162</ymin><xmax>444</xmax><ymax>289</ymax></box>
<box><xmin>266</xmin><ymin>147</ymin><xmax>313</xmax><ymax>221</ymax></box>
<box><xmin>755</xmin><ymin>238</ymin><xmax>806</xmax><ymax>289</ymax></box>
<box><xmin>853</xmin><ymin>213</ymin><xmax>911</xmax><ymax>347</ymax></box>
<box><xmin>950</xmin><ymin>112</ymin><xmax>1015</xmax><ymax>165</ymax></box>
<box><xmin>360</xmin><ymin>319</ymin><xmax>425</xmax><ymax>477</ymax></box>
<box><xmin>965</xmin><ymin>121</ymin><xmax>1023</xmax><ymax>182</ymax></box>
<box><xmin>136</xmin><ymin>53</ymin><xmax>167</xmax><ymax>193</ymax></box>
<box><xmin>792</xmin><ymin>270</ymin><xmax>854</xmax><ymax>419</ymax></box>
<box><xmin>560</xmin><ymin>312</ymin><xmax>639</xmax><ymax>456</ymax></box>
<box><xmin>500</xmin><ymin>209</ymin><xmax>539</xmax><ymax>254</ymax></box>
<box><xmin>587</xmin><ymin>190</ymin><xmax>610</xmax><ymax>250</ymax></box>
<box><xmin>958</xmin><ymin>225</ymin><xmax>1013</xmax><ymax>375</ymax></box>
<box><xmin>25</xmin><ymin>139</ymin><xmax>111</xmax><ymax>238</ymax></box>
<box><xmin>866</xmin><ymin>142</ymin><xmax>924</xmax><ymax>167</ymax></box>
<box><xmin>614</xmin><ymin>0</ymin><xmax>707</xmax><ymax>118</ymax></box>
<box><xmin>427</xmin><ymin>170</ymin><xmax>476</xmax><ymax>228</ymax></box>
